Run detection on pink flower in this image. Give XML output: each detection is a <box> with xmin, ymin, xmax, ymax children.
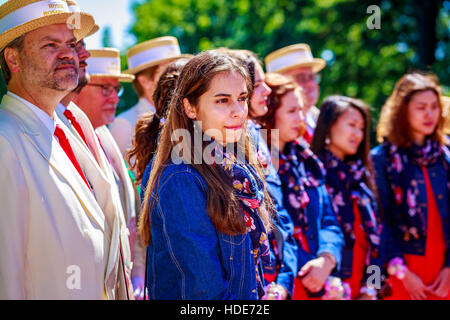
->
<box><xmin>393</xmin><ymin>154</ymin><xmax>403</xmax><ymax>172</ymax></box>
<box><xmin>289</xmin><ymin>193</ymin><xmax>302</xmax><ymax>209</ymax></box>
<box><xmin>242</xmin><ymin>198</ymin><xmax>260</xmax><ymax>209</ymax></box>
<box><xmin>406</xmin><ymin>189</ymin><xmax>416</xmax><ymax>209</ymax></box>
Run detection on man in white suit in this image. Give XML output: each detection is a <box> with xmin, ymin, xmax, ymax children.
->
<box><xmin>0</xmin><ymin>0</ymin><xmax>127</xmax><ymax>299</ymax></box>
<box><xmin>52</xmin><ymin>3</ymin><xmax>134</xmax><ymax>300</ymax></box>
<box><xmin>72</xmin><ymin>48</ymin><xmax>146</xmax><ymax>299</ymax></box>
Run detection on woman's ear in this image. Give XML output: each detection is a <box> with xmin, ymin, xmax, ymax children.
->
<box><xmin>183</xmin><ymin>98</ymin><xmax>197</xmax><ymax>119</ymax></box>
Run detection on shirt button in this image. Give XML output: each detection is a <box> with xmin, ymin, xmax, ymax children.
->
<box><xmin>438</xmin><ymin>194</ymin><xmax>443</xmax><ymax>200</ymax></box>
<box><xmin>252</xmin><ymin>289</ymin><xmax>256</xmax><ymax>293</ymax></box>
<box><xmin>309</xmin><ymin>235</ymin><xmax>314</xmax><ymax>239</ymax></box>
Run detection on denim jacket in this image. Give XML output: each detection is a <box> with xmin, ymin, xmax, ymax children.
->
<box><xmin>371</xmin><ymin>144</ymin><xmax>450</xmax><ymax>266</ymax></box>
<box><xmin>293</xmin><ymin>164</ymin><xmax>345</xmax><ymax>271</ymax></box>
<box><xmin>141</xmin><ymin>161</ymin><xmax>261</xmax><ymax>300</ymax></box>
<box><xmin>248</xmin><ymin>121</ymin><xmax>298</xmax><ymax>296</ymax></box>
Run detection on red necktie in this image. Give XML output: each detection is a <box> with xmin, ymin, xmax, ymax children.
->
<box><xmin>64</xmin><ymin>109</ymin><xmax>88</xmax><ymax>146</ymax></box>
<box><xmin>54</xmin><ymin>124</ymin><xmax>91</xmax><ymax>190</ymax></box>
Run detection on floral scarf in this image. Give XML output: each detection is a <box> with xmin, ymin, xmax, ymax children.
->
<box><xmin>319</xmin><ymin>149</ymin><xmax>381</xmax><ymax>260</ymax></box>
<box><xmin>277</xmin><ymin>140</ymin><xmax>325</xmax><ymax>244</ymax></box>
<box><xmin>210</xmin><ymin>143</ymin><xmax>270</xmax><ymax>298</ymax></box>
<box><xmin>384</xmin><ymin>139</ymin><xmax>450</xmax><ymax>241</ymax></box>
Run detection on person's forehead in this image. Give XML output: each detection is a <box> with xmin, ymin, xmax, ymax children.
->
<box><xmin>282</xmin><ymin>88</ymin><xmax>303</xmax><ymax>105</ymax></box>
<box><xmin>208</xmin><ymin>72</ymin><xmax>247</xmax><ymax>93</ymax></box>
<box><xmin>410</xmin><ymin>89</ymin><xmax>437</xmax><ymax>102</ymax></box>
<box><xmin>253</xmin><ymin>62</ymin><xmax>265</xmax><ymax>80</ymax></box>
<box><xmin>26</xmin><ymin>23</ymin><xmax>76</xmax><ymax>43</ymax></box>
<box><xmin>340</xmin><ymin>107</ymin><xmax>364</xmax><ymax>122</ymax></box>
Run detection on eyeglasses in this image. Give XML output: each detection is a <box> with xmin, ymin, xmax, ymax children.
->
<box><xmin>293</xmin><ymin>73</ymin><xmax>321</xmax><ymax>84</ymax></box>
<box><xmin>88</xmin><ymin>83</ymin><xmax>124</xmax><ymax>97</ymax></box>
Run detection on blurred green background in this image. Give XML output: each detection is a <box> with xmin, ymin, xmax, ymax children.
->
<box><xmin>1</xmin><ymin>0</ymin><xmax>449</xmax><ymax>143</ymax></box>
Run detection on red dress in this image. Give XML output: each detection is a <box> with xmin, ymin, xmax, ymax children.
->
<box><xmin>292</xmin><ymin>231</ymin><xmax>318</xmax><ymax>300</ymax></box>
<box><xmin>386</xmin><ymin>166</ymin><xmax>450</xmax><ymax>300</ymax></box>
<box><xmin>343</xmin><ymin>200</ymin><xmax>369</xmax><ymax>299</ymax></box>
<box><xmin>292</xmin><ymin>201</ymin><xmax>370</xmax><ymax>300</ymax></box>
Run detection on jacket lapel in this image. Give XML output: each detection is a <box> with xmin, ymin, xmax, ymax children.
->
<box><xmin>1</xmin><ymin>95</ymin><xmax>106</xmax><ymax>234</ymax></box>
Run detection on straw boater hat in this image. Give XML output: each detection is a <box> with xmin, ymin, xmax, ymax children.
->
<box><xmin>86</xmin><ymin>48</ymin><xmax>135</xmax><ymax>82</ymax></box>
<box><xmin>0</xmin><ymin>0</ymin><xmax>96</xmax><ymax>50</ymax></box>
<box><xmin>123</xmin><ymin>36</ymin><xmax>192</xmax><ymax>75</ymax></box>
<box><xmin>265</xmin><ymin>43</ymin><xmax>326</xmax><ymax>74</ymax></box>
<box><xmin>66</xmin><ymin>0</ymin><xmax>99</xmax><ymax>37</ymax></box>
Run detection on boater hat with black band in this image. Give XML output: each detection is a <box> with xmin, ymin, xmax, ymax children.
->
<box><xmin>123</xmin><ymin>36</ymin><xmax>192</xmax><ymax>75</ymax></box>
<box><xmin>0</xmin><ymin>0</ymin><xmax>96</xmax><ymax>50</ymax></box>
<box><xmin>86</xmin><ymin>48</ymin><xmax>135</xmax><ymax>82</ymax></box>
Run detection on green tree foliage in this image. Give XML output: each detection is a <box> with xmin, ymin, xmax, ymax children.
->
<box><xmin>125</xmin><ymin>0</ymin><xmax>449</xmax><ymax>141</ymax></box>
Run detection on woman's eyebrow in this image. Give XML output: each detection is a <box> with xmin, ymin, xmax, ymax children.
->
<box><xmin>214</xmin><ymin>91</ymin><xmax>248</xmax><ymax>97</ymax></box>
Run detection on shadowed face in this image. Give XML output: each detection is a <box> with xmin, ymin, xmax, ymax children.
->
<box><xmin>275</xmin><ymin>88</ymin><xmax>305</xmax><ymax>146</ymax></box>
<box><xmin>250</xmin><ymin>62</ymin><xmax>271</xmax><ymax>117</ymax></box>
<box><xmin>74</xmin><ymin>39</ymin><xmax>91</xmax><ymax>90</ymax></box>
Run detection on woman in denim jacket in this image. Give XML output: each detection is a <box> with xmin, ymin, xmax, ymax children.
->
<box><xmin>371</xmin><ymin>72</ymin><xmax>450</xmax><ymax>300</ymax></box>
<box><xmin>259</xmin><ymin>73</ymin><xmax>344</xmax><ymax>299</ymax></box>
<box><xmin>229</xmin><ymin>49</ymin><xmax>299</xmax><ymax>299</ymax></box>
<box><xmin>138</xmin><ymin>50</ymin><xmax>273</xmax><ymax>300</ymax></box>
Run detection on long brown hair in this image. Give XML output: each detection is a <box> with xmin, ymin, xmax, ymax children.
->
<box><xmin>377</xmin><ymin>72</ymin><xmax>446</xmax><ymax>147</ymax></box>
<box><xmin>127</xmin><ymin>58</ymin><xmax>189</xmax><ymax>184</ymax></box>
<box><xmin>138</xmin><ymin>50</ymin><xmax>272</xmax><ymax>246</ymax></box>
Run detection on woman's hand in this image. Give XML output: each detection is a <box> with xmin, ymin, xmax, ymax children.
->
<box><xmin>298</xmin><ymin>256</ymin><xmax>335</xmax><ymax>293</ymax></box>
<box><xmin>401</xmin><ymin>268</ymin><xmax>432</xmax><ymax>300</ymax></box>
<box><xmin>428</xmin><ymin>267</ymin><xmax>450</xmax><ymax>298</ymax></box>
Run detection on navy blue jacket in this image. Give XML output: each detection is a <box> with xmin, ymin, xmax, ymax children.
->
<box><xmin>248</xmin><ymin>122</ymin><xmax>298</xmax><ymax>296</ymax></box>
<box><xmin>371</xmin><ymin>144</ymin><xmax>450</xmax><ymax>266</ymax></box>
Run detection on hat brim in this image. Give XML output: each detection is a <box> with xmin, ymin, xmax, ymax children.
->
<box><xmin>123</xmin><ymin>54</ymin><xmax>193</xmax><ymax>75</ymax></box>
<box><xmin>275</xmin><ymin>58</ymin><xmax>326</xmax><ymax>74</ymax></box>
<box><xmin>85</xmin><ymin>24</ymin><xmax>99</xmax><ymax>38</ymax></box>
<box><xmin>89</xmin><ymin>73</ymin><xmax>135</xmax><ymax>83</ymax></box>
<box><xmin>0</xmin><ymin>12</ymin><xmax>95</xmax><ymax>50</ymax></box>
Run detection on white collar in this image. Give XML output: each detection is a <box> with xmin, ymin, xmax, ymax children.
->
<box><xmin>7</xmin><ymin>91</ymin><xmax>56</xmax><ymax>134</ymax></box>
<box><xmin>56</xmin><ymin>103</ymin><xmax>67</xmax><ymax>114</ymax></box>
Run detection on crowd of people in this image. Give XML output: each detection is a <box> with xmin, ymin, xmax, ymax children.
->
<box><xmin>0</xmin><ymin>0</ymin><xmax>449</xmax><ymax>300</ymax></box>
